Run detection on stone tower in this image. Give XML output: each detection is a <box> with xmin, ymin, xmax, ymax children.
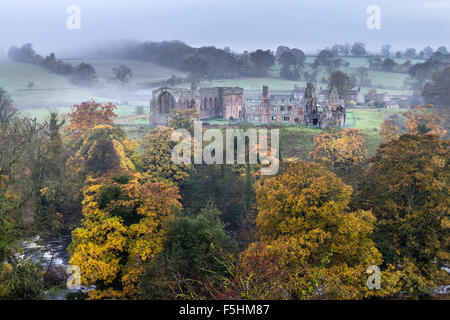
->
<box><xmin>303</xmin><ymin>83</ymin><xmax>319</xmax><ymax>125</ymax></box>
<box><xmin>328</xmin><ymin>86</ymin><xmax>340</xmax><ymax>107</ymax></box>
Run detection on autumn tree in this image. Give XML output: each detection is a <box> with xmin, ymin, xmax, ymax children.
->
<box><xmin>32</xmin><ymin>112</ymin><xmax>82</xmax><ymax>234</ymax></box>
<box><xmin>168</xmin><ymin>108</ymin><xmax>199</xmax><ymax>133</ymax></box>
<box><xmin>0</xmin><ymin>95</ymin><xmax>50</xmax><ymax>299</ymax></box>
<box><xmin>67</xmin><ymin>124</ymin><xmax>138</xmax><ymax>179</ymax></box>
<box><xmin>380</xmin><ymin>106</ymin><xmax>446</xmax><ymax>141</ymax></box>
<box><xmin>68</xmin><ymin>100</ymin><xmax>117</xmax><ymax>135</ymax></box>
<box><xmin>68</xmin><ymin>122</ymin><xmax>182</xmax><ymax>298</ymax></box>
<box><xmin>245</xmin><ymin>161</ymin><xmax>397</xmax><ymax>299</ymax></box>
<box><xmin>310</xmin><ymin>128</ymin><xmax>367</xmax><ymax>174</ymax></box>
<box><xmin>69</xmin><ymin>177</ymin><xmax>182</xmax><ymax>299</ymax></box>
<box><xmin>403</xmin><ymin>105</ymin><xmax>446</xmax><ymax>138</ymax></box>
<box><xmin>356</xmin><ymin>134</ymin><xmax>449</xmax><ymax>297</ymax></box>
<box><xmin>140</xmin><ymin>127</ymin><xmax>192</xmax><ymax>185</ymax></box>
<box><xmin>380</xmin><ymin>113</ymin><xmax>407</xmax><ymax>141</ymax></box>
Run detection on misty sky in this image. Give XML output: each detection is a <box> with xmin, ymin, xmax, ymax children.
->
<box><xmin>0</xmin><ymin>0</ymin><xmax>449</xmax><ymax>57</ymax></box>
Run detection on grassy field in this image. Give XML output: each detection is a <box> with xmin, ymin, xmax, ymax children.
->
<box><xmin>0</xmin><ymin>61</ymin><xmax>98</xmax><ymax>108</ymax></box>
<box><xmin>20</xmin><ymin>104</ymin><xmax>141</xmax><ymax>122</ymax></box>
<box><xmin>348</xmin><ymin>107</ymin><xmax>404</xmax><ymax>156</ymax></box>
<box><xmin>0</xmin><ymin>59</ymin><xmax>183</xmax><ymax>118</ymax></box>
<box><xmin>305</xmin><ymin>56</ymin><xmax>425</xmax><ymax>68</ymax></box>
<box><xmin>0</xmin><ymin>61</ymin><xmax>75</xmax><ymax>91</ymax></box>
<box><xmin>272</xmin><ymin>107</ymin><xmax>404</xmax><ymax>160</ymax></box>
<box><xmin>62</xmin><ymin>58</ymin><xmax>185</xmax><ymax>87</ymax></box>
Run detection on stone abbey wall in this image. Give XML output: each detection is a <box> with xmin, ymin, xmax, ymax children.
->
<box><xmin>150</xmin><ymin>86</ymin><xmax>244</xmax><ymax>126</ymax></box>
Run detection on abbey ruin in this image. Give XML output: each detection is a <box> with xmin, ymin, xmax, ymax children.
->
<box><xmin>149</xmin><ymin>83</ymin><xmax>346</xmax><ymax>128</ymax></box>
<box><xmin>149</xmin><ymin>86</ymin><xmax>244</xmax><ymax>126</ymax></box>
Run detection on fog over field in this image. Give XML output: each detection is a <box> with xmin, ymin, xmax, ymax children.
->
<box><xmin>0</xmin><ymin>0</ymin><xmax>449</xmax><ymax>56</ymax></box>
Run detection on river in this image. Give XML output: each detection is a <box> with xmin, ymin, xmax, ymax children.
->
<box><xmin>19</xmin><ymin>234</ymin><xmax>84</xmax><ymax>300</ymax></box>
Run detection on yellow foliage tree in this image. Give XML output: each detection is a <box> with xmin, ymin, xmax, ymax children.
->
<box><xmin>357</xmin><ymin>134</ymin><xmax>449</xmax><ymax>297</ymax></box>
<box><xmin>381</xmin><ymin>105</ymin><xmax>446</xmax><ymax>142</ymax></box>
<box><xmin>310</xmin><ymin>128</ymin><xmax>367</xmax><ymax>174</ymax></box>
<box><xmin>380</xmin><ymin>119</ymin><xmax>402</xmax><ymax>141</ymax></box>
<box><xmin>140</xmin><ymin>127</ymin><xmax>192</xmax><ymax>185</ymax></box>
<box><xmin>404</xmin><ymin>105</ymin><xmax>447</xmax><ymax>138</ymax></box>
<box><xmin>168</xmin><ymin>108</ymin><xmax>199</xmax><ymax>133</ymax></box>
<box><xmin>69</xmin><ymin>177</ymin><xmax>182</xmax><ymax>299</ymax></box>
<box><xmin>68</xmin><ymin>123</ymin><xmax>182</xmax><ymax>299</ymax></box>
<box><xmin>67</xmin><ymin>124</ymin><xmax>138</xmax><ymax>179</ymax></box>
<box><xmin>246</xmin><ymin>161</ymin><xmax>399</xmax><ymax>299</ymax></box>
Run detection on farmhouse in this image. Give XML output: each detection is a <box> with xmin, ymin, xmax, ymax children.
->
<box><xmin>349</xmin><ymin>88</ymin><xmax>366</xmax><ymax>104</ymax></box>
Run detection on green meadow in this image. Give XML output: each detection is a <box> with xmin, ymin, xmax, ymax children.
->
<box><xmin>274</xmin><ymin>107</ymin><xmax>405</xmax><ymax>160</ymax></box>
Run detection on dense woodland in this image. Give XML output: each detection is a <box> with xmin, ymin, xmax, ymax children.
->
<box><xmin>0</xmin><ymin>72</ymin><xmax>448</xmax><ymax>299</ymax></box>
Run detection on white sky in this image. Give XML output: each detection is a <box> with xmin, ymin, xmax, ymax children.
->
<box><xmin>0</xmin><ymin>0</ymin><xmax>449</xmax><ymax>56</ymax></box>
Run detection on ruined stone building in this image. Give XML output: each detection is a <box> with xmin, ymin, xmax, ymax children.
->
<box><xmin>244</xmin><ymin>83</ymin><xmax>345</xmax><ymax>128</ymax></box>
<box><xmin>150</xmin><ymin>86</ymin><xmax>244</xmax><ymax>126</ymax></box>
<box><xmin>318</xmin><ymin>86</ymin><xmax>346</xmax><ymax>128</ymax></box>
<box><xmin>244</xmin><ymin>85</ymin><xmax>307</xmax><ymax>124</ymax></box>
<box><xmin>150</xmin><ymin>83</ymin><xmax>345</xmax><ymax>128</ymax></box>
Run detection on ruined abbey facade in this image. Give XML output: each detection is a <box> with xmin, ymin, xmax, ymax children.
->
<box><xmin>149</xmin><ymin>83</ymin><xmax>345</xmax><ymax>128</ymax></box>
<box><xmin>149</xmin><ymin>86</ymin><xmax>244</xmax><ymax>126</ymax></box>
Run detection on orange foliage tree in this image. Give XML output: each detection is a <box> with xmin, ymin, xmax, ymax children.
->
<box><xmin>68</xmin><ymin>100</ymin><xmax>117</xmax><ymax>135</ymax></box>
